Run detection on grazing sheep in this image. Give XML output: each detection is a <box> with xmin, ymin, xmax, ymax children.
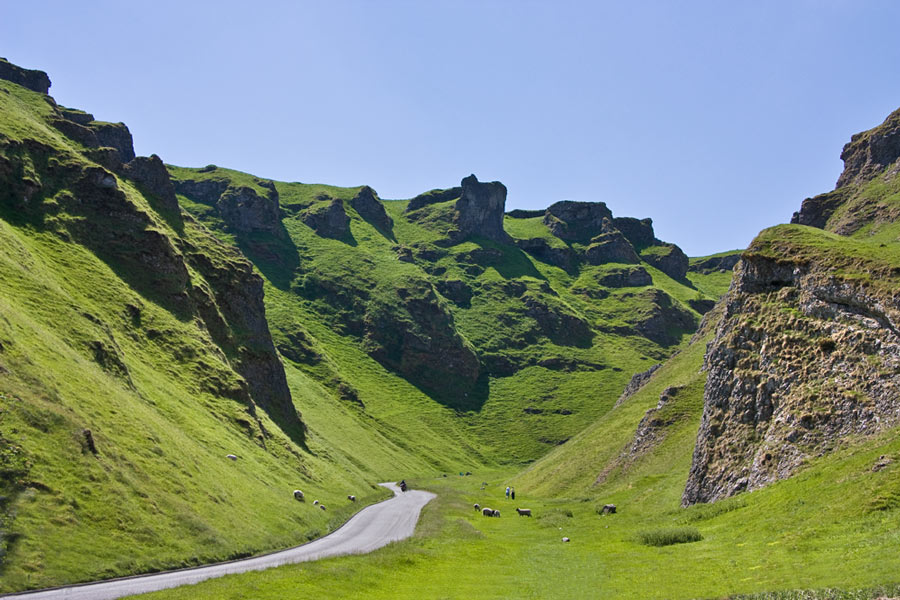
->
<box><xmin>601</xmin><ymin>504</ymin><xmax>617</xmax><ymax>515</ymax></box>
<box><xmin>313</xmin><ymin>500</ymin><xmax>319</xmax><ymax>505</ymax></box>
<box><xmin>320</xmin><ymin>504</ymin><xmax>327</xmax><ymax>511</ymax></box>
<box><xmin>474</xmin><ymin>503</ymin><xmax>480</xmax><ymax>511</ymax></box>
<box><xmin>515</xmin><ymin>508</ymin><xmax>532</xmax><ymax>517</ymax></box>
<box><xmin>562</xmin><ymin>537</ymin><xmax>570</xmax><ymax>543</ymax></box>
<box><xmin>226</xmin><ymin>454</ymin><xmax>238</xmax><ymax>461</ymax></box>
<box><xmin>482</xmin><ymin>507</ymin><xmax>494</xmax><ymax>517</ymax></box>
<box><xmin>492</xmin><ymin>509</ymin><xmax>501</xmax><ymax>518</ymax></box>
<box><xmin>293</xmin><ymin>490</ymin><xmax>305</xmax><ymax>501</ymax></box>
<box><xmin>348</xmin><ymin>495</ymin><xmax>356</xmax><ymax>502</ymax></box>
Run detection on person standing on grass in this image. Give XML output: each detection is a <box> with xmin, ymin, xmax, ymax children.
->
<box><xmin>505</xmin><ymin>486</ymin><xmax>510</xmax><ymax>499</ymax></box>
<box><xmin>511</xmin><ymin>487</ymin><xmax>515</xmax><ymax>500</ymax></box>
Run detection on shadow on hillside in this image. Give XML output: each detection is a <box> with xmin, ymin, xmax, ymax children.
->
<box><xmin>465</xmin><ymin>238</ymin><xmax>547</xmax><ymax>281</ymax></box>
<box><xmin>236</xmin><ymin>223</ymin><xmax>301</xmax><ymax>291</ymax></box>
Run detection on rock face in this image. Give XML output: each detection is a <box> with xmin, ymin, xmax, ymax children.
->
<box><xmin>543</xmin><ymin>201</ymin><xmax>613</xmax><ymax>242</ymax></box>
<box><xmin>628</xmin><ymin>289</ymin><xmax>697</xmax><ymax>346</ymax></box>
<box><xmin>364</xmin><ymin>282</ymin><xmax>480</xmax><ymax>400</ymax></box>
<box><xmin>682</xmin><ymin>253</ymin><xmax>900</xmax><ymax>505</ymax></box>
<box><xmin>455</xmin><ymin>174</ymin><xmax>508</xmax><ymax>241</ymax></box>
<box><xmin>0</xmin><ymin>57</ymin><xmax>51</xmax><ymax>94</ymax></box>
<box><xmin>689</xmin><ymin>253</ymin><xmax>741</xmax><ymax>274</ymax></box>
<box><xmin>584</xmin><ymin>224</ymin><xmax>641</xmax><ymax>265</ymax></box>
<box><xmin>612</xmin><ymin>217</ymin><xmax>656</xmax><ymax>250</ymax></box>
<box><xmin>350</xmin><ymin>186</ymin><xmax>393</xmax><ymax>232</ymax></box>
<box><xmin>173</xmin><ymin>178</ymin><xmax>285</xmax><ymax>239</ymax></box>
<box><xmin>834</xmin><ymin>107</ymin><xmax>900</xmax><ymax>189</ymax></box>
<box><xmin>614</xmin><ymin>363</ymin><xmax>662</xmax><ymax>408</ymax></box>
<box><xmin>513</xmin><ymin>237</ymin><xmax>577</xmax><ymax>270</ymax></box>
<box><xmin>92</xmin><ymin>122</ymin><xmax>136</xmax><ymax>163</ymax></box>
<box><xmin>641</xmin><ymin>243</ymin><xmax>689</xmax><ymax>280</ymax></box>
<box><xmin>406</xmin><ymin>187</ymin><xmax>462</xmax><ymax>212</ymax></box>
<box><xmin>596</xmin><ymin>265</ymin><xmax>653</xmax><ymax>288</ymax></box>
<box><xmin>122</xmin><ymin>155</ymin><xmax>179</xmax><ymax>214</ymax></box>
<box><xmin>301</xmin><ymin>198</ymin><xmax>350</xmax><ymax>238</ymax></box>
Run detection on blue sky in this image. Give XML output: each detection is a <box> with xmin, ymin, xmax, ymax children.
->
<box><xmin>3</xmin><ymin>1</ymin><xmax>899</xmax><ymax>255</ymax></box>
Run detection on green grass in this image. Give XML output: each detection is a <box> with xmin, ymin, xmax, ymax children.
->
<box><xmin>636</xmin><ymin>526</ymin><xmax>702</xmax><ymax>546</ymax></box>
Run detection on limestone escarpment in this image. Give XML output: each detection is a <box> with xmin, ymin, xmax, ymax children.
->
<box><xmin>0</xmin><ymin>57</ymin><xmax>51</xmax><ymax>94</ymax></box>
<box><xmin>350</xmin><ymin>185</ymin><xmax>393</xmax><ymax>232</ymax></box>
<box><xmin>173</xmin><ymin>175</ymin><xmax>285</xmax><ymax>239</ymax></box>
<box><xmin>682</xmin><ymin>250</ymin><xmax>900</xmax><ymax>505</ymax></box>
<box><xmin>834</xmin><ymin>107</ymin><xmax>900</xmax><ymax>189</ymax></box>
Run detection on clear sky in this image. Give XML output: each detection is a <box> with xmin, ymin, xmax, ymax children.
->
<box><xmin>3</xmin><ymin>1</ymin><xmax>900</xmax><ymax>255</ymax></box>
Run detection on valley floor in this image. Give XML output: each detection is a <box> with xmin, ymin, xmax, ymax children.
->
<box><xmin>129</xmin><ymin>453</ymin><xmax>900</xmax><ymax>600</ymax></box>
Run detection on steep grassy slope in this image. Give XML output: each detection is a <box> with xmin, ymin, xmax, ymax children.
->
<box><xmin>0</xmin><ymin>61</ymin><xmax>476</xmax><ymax>592</ymax></box>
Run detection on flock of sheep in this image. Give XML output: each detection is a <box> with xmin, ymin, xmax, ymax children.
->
<box><xmin>473</xmin><ymin>503</ymin><xmax>532</xmax><ymax>518</ymax></box>
<box><xmin>290</xmin><ymin>488</ymin><xmax>357</xmax><ymax>512</ymax></box>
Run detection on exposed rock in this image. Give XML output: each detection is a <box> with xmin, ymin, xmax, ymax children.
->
<box><xmin>435</xmin><ymin>279</ymin><xmax>473</xmax><ymax>306</ymax></box>
<box><xmin>641</xmin><ymin>243</ymin><xmax>689</xmax><ymax>280</ymax></box>
<box><xmin>171</xmin><ymin>178</ymin><xmax>229</xmax><ymax>206</ymax></box>
<box><xmin>835</xmin><ymin>107</ymin><xmax>900</xmax><ymax>188</ymax></box>
<box><xmin>689</xmin><ymin>253</ymin><xmax>742</xmax><ymax>274</ymax></box>
<box><xmin>514</xmin><ymin>237</ymin><xmax>577</xmax><ymax>270</ymax></box>
<box><xmin>217</xmin><ymin>184</ymin><xmax>283</xmax><ymax>237</ymax></box>
<box><xmin>91</xmin><ymin>121</ymin><xmax>135</xmax><ymax>163</ymax></box>
<box><xmin>350</xmin><ymin>185</ymin><xmax>393</xmax><ymax>232</ymax></box>
<box><xmin>122</xmin><ymin>155</ymin><xmax>179</xmax><ymax>214</ymax></box>
<box><xmin>455</xmin><ymin>174</ymin><xmax>508</xmax><ymax>242</ymax></box>
<box><xmin>872</xmin><ymin>455</ymin><xmax>894</xmax><ymax>472</ymax></box>
<box><xmin>612</xmin><ymin>217</ymin><xmax>655</xmax><ymax>250</ymax></box>
<box><xmin>0</xmin><ymin>57</ymin><xmax>51</xmax><ymax>94</ymax></box>
<box><xmin>59</xmin><ymin>107</ymin><xmax>95</xmax><ymax>125</ymax></box>
<box><xmin>406</xmin><ymin>186</ymin><xmax>462</xmax><ymax>212</ymax></box>
<box><xmin>688</xmin><ymin>298</ymin><xmax>716</xmax><ymax>314</ymax></box>
<box><xmin>363</xmin><ymin>282</ymin><xmax>480</xmax><ymax>402</ymax></box>
<box><xmin>627</xmin><ymin>289</ymin><xmax>697</xmax><ymax>346</ymax></box>
<box><xmin>301</xmin><ymin>198</ymin><xmax>350</xmax><ymax>239</ymax></box>
<box><xmin>523</xmin><ymin>294</ymin><xmax>593</xmax><ymax>347</ymax></box>
<box><xmin>506</xmin><ymin>208</ymin><xmax>545</xmax><ymax>219</ymax></box>
<box><xmin>544</xmin><ymin>200</ymin><xmax>613</xmax><ymax>242</ymax></box>
<box><xmin>614</xmin><ymin>363</ymin><xmax>662</xmax><ymax>408</ymax></box>
<box><xmin>584</xmin><ymin>225</ymin><xmax>640</xmax><ymax>265</ymax></box>
<box><xmin>629</xmin><ymin>386</ymin><xmax>683</xmax><ymax>456</ymax></box>
<box><xmin>790</xmin><ymin>189</ymin><xmax>849</xmax><ymax>229</ymax></box>
<box><xmin>596</xmin><ymin>265</ymin><xmax>652</xmax><ymax>288</ymax></box>
<box><xmin>600</xmin><ymin>504</ymin><xmax>616</xmax><ymax>515</ymax></box>
<box><xmin>682</xmin><ymin>253</ymin><xmax>900</xmax><ymax>506</ymax></box>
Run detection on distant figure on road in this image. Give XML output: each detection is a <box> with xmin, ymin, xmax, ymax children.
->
<box><xmin>511</xmin><ymin>488</ymin><xmax>516</xmax><ymax>500</ymax></box>
<box><xmin>505</xmin><ymin>486</ymin><xmax>510</xmax><ymax>499</ymax></box>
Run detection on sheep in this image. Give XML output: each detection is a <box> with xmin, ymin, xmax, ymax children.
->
<box><xmin>474</xmin><ymin>503</ymin><xmax>480</xmax><ymax>511</ymax></box>
<box><xmin>347</xmin><ymin>495</ymin><xmax>356</xmax><ymax>502</ymax></box>
<box><xmin>562</xmin><ymin>537</ymin><xmax>570</xmax><ymax>542</ymax></box>
<box><xmin>293</xmin><ymin>490</ymin><xmax>305</xmax><ymax>501</ymax></box>
<box><xmin>515</xmin><ymin>508</ymin><xmax>532</xmax><ymax>517</ymax></box>
<box><xmin>320</xmin><ymin>504</ymin><xmax>327</xmax><ymax>511</ymax></box>
<box><xmin>313</xmin><ymin>500</ymin><xmax>319</xmax><ymax>505</ymax></box>
<box><xmin>225</xmin><ymin>454</ymin><xmax>238</xmax><ymax>461</ymax></box>
<box><xmin>600</xmin><ymin>504</ymin><xmax>617</xmax><ymax>515</ymax></box>
<box><xmin>482</xmin><ymin>507</ymin><xmax>494</xmax><ymax>517</ymax></box>
<box><xmin>493</xmin><ymin>509</ymin><xmax>501</xmax><ymax>517</ymax></box>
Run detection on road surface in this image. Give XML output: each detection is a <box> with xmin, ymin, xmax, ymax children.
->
<box><xmin>1</xmin><ymin>482</ymin><xmax>434</xmax><ymax>600</ymax></box>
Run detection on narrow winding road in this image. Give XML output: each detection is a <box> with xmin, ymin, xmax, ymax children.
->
<box><xmin>2</xmin><ymin>483</ymin><xmax>435</xmax><ymax>600</ymax></box>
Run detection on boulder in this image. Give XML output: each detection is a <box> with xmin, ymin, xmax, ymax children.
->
<box><xmin>584</xmin><ymin>227</ymin><xmax>640</xmax><ymax>265</ymax></box>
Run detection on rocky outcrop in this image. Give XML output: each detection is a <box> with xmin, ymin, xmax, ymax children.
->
<box><xmin>91</xmin><ymin>122</ymin><xmax>135</xmax><ymax>163</ymax></box>
<box><xmin>506</xmin><ymin>208</ymin><xmax>545</xmax><ymax>219</ymax></box>
<box><xmin>173</xmin><ymin>178</ymin><xmax>285</xmax><ymax>239</ymax></box>
<box><xmin>682</xmin><ymin>253</ymin><xmax>900</xmax><ymax>505</ymax></box>
<box><xmin>350</xmin><ymin>185</ymin><xmax>393</xmax><ymax>232</ymax></box>
<box><xmin>627</xmin><ymin>289</ymin><xmax>697</xmax><ymax>346</ymax></box>
<box><xmin>689</xmin><ymin>253</ymin><xmax>742</xmax><ymax>274</ymax></box>
<box><xmin>584</xmin><ymin>223</ymin><xmax>640</xmax><ymax>265</ymax></box>
<box><xmin>122</xmin><ymin>155</ymin><xmax>179</xmax><ymax>214</ymax></box>
<box><xmin>612</xmin><ymin>217</ymin><xmax>656</xmax><ymax>250</ymax></box>
<box><xmin>641</xmin><ymin>243</ymin><xmax>689</xmax><ymax>280</ymax></box>
<box><xmin>0</xmin><ymin>57</ymin><xmax>51</xmax><ymax>94</ymax></box>
<box><xmin>514</xmin><ymin>237</ymin><xmax>578</xmax><ymax>270</ymax></box>
<box><xmin>406</xmin><ymin>186</ymin><xmax>462</xmax><ymax>212</ymax></box>
<box><xmin>363</xmin><ymin>282</ymin><xmax>480</xmax><ymax>402</ymax></box>
<box><xmin>614</xmin><ymin>363</ymin><xmax>661</xmax><ymax>408</ymax></box>
<box><xmin>629</xmin><ymin>385</ymin><xmax>684</xmax><ymax>456</ymax></box>
<box><xmin>596</xmin><ymin>265</ymin><xmax>653</xmax><ymax>288</ymax></box>
<box><xmin>835</xmin><ymin>107</ymin><xmax>900</xmax><ymax>188</ymax></box>
<box><xmin>301</xmin><ymin>198</ymin><xmax>350</xmax><ymax>238</ymax></box>
<box><xmin>435</xmin><ymin>279</ymin><xmax>473</xmax><ymax>306</ymax></box>
<box><xmin>543</xmin><ymin>201</ymin><xmax>613</xmax><ymax>242</ymax></box>
<box><xmin>455</xmin><ymin>174</ymin><xmax>508</xmax><ymax>242</ymax></box>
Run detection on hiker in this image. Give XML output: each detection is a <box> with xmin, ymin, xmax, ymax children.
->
<box><xmin>511</xmin><ymin>488</ymin><xmax>516</xmax><ymax>500</ymax></box>
<box><xmin>505</xmin><ymin>486</ymin><xmax>510</xmax><ymax>499</ymax></box>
